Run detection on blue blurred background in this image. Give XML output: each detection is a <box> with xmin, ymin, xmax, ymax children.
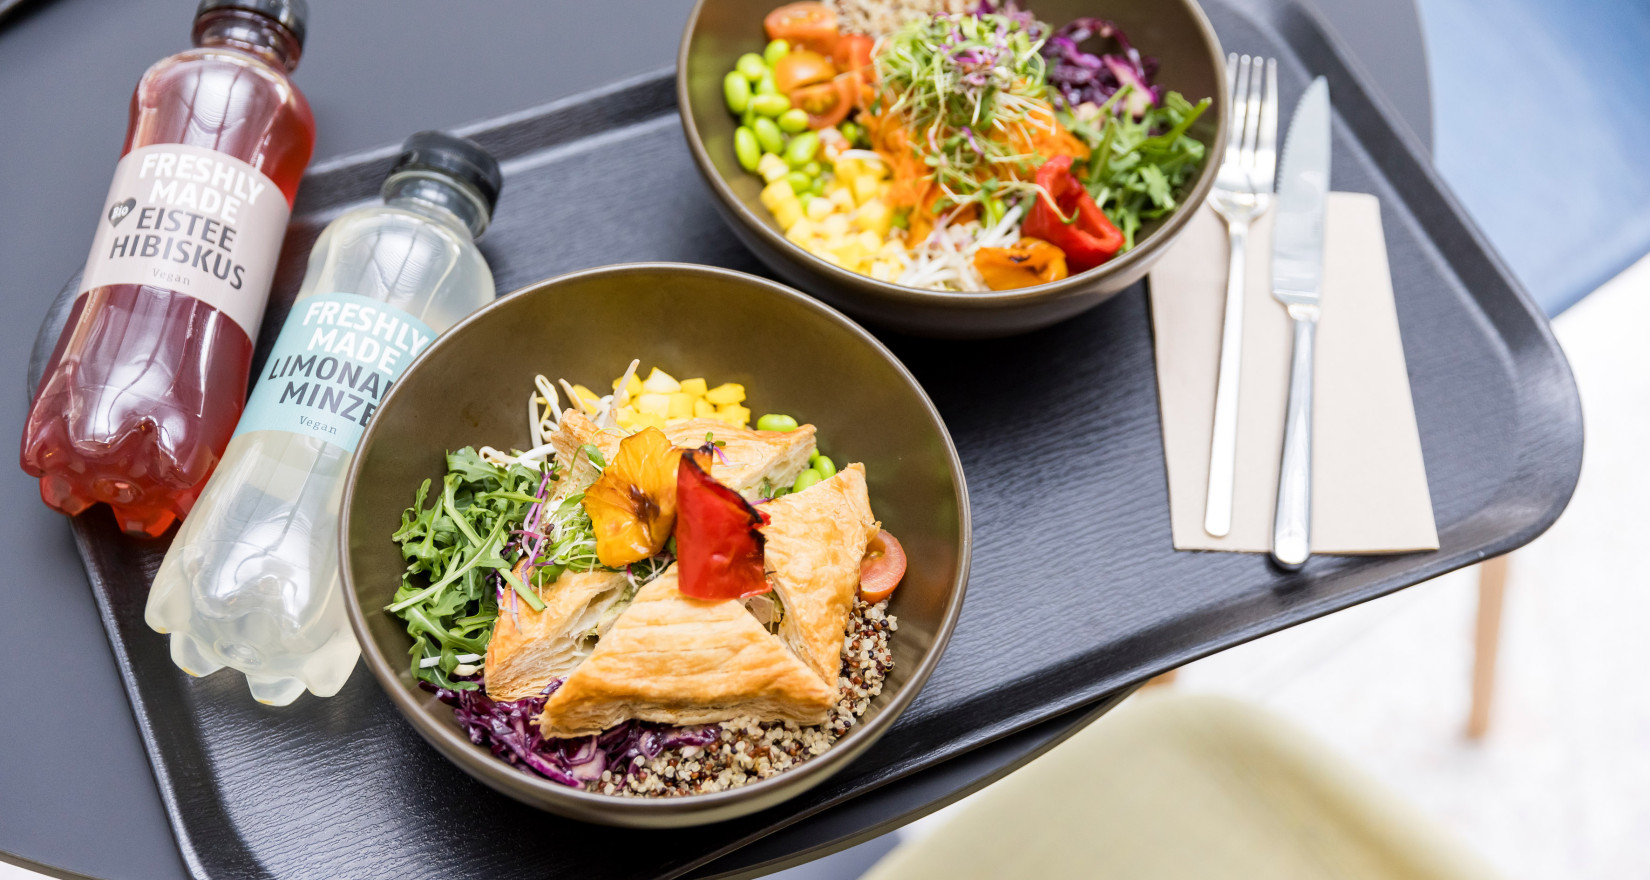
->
<box><xmin>1422</xmin><ymin>0</ymin><xmax>1650</xmax><ymax>315</ymax></box>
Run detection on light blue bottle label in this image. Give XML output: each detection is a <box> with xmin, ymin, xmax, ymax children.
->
<box><xmin>235</xmin><ymin>292</ymin><xmax>436</xmax><ymax>452</ymax></box>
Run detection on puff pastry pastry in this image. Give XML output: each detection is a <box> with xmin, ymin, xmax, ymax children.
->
<box><xmin>761</xmin><ymin>464</ymin><xmax>881</xmax><ymax>684</ymax></box>
<box><xmin>545</xmin><ymin>410</ymin><xmax>623</xmax><ymax>505</ymax></box>
<box><xmin>661</xmin><ymin>418</ymin><xmax>817</xmax><ymax>500</ymax></box>
<box><xmin>483</xmin><ymin>567</ymin><xmax>634</xmax><ymax>702</ymax></box>
<box><xmin>537</xmin><ymin>566</ymin><xmax>838</xmax><ymax>737</ymax></box>
<box><xmin>548</xmin><ymin>411</ymin><xmax>816</xmax><ymax>499</ymax></box>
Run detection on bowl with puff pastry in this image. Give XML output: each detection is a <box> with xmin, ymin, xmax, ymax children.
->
<box><xmin>340</xmin><ymin>262</ymin><xmax>970</xmax><ymax>827</ymax></box>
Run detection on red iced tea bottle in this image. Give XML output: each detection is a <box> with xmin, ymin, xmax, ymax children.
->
<box><xmin>22</xmin><ymin>0</ymin><xmax>315</xmax><ymax>537</ymax></box>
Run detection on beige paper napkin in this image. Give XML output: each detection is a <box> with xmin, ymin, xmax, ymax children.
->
<box><xmin>1149</xmin><ymin>192</ymin><xmax>1438</xmax><ymax>553</ymax></box>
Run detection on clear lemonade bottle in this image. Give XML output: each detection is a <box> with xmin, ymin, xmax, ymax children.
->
<box><xmin>145</xmin><ymin>132</ymin><xmax>504</xmax><ymax>705</ymax></box>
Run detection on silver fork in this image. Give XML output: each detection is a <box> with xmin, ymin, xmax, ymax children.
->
<box><xmin>1202</xmin><ymin>54</ymin><xmax>1279</xmax><ymax>538</ymax></box>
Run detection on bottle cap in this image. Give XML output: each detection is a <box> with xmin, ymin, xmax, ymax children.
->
<box><xmin>392</xmin><ymin>132</ymin><xmax>505</xmax><ymax>215</ymax></box>
<box><xmin>195</xmin><ymin>0</ymin><xmax>309</xmax><ymax>48</ymax></box>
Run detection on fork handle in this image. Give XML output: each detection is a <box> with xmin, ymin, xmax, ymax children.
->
<box><xmin>1271</xmin><ymin>313</ymin><xmax>1315</xmax><ymax>570</ymax></box>
<box><xmin>1203</xmin><ymin>218</ymin><xmax>1249</xmax><ymax>537</ymax></box>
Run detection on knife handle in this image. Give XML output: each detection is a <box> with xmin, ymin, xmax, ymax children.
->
<box><xmin>1272</xmin><ymin>314</ymin><xmax>1314</xmax><ymax>569</ymax></box>
<box><xmin>1204</xmin><ymin>218</ymin><xmax>1249</xmax><ymax>538</ymax></box>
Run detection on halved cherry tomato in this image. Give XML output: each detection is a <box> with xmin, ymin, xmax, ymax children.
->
<box><xmin>773</xmin><ymin>49</ymin><xmax>836</xmax><ymax>94</ymax></box>
<box><xmin>833</xmin><ymin>33</ymin><xmax>874</xmax><ymax>75</ymax></box>
<box><xmin>765</xmin><ymin>2</ymin><xmax>839</xmax><ymax>55</ymax></box>
<box><xmin>790</xmin><ymin>73</ymin><xmax>856</xmax><ymax>130</ymax></box>
<box><xmin>858</xmin><ymin>530</ymin><xmax>907</xmax><ymax>603</ymax></box>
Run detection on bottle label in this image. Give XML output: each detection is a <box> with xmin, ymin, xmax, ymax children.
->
<box><xmin>78</xmin><ymin>143</ymin><xmax>290</xmax><ymax>338</ymax></box>
<box><xmin>234</xmin><ymin>292</ymin><xmax>436</xmax><ymax>452</ymax></box>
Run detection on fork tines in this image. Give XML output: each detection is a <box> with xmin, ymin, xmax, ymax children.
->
<box><xmin>1222</xmin><ymin>53</ymin><xmax>1279</xmax><ymax>197</ymax></box>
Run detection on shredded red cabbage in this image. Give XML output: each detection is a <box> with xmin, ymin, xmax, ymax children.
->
<box><xmin>1044</xmin><ymin>18</ymin><xmax>1161</xmax><ymax>115</ymax></box>
<box><xmin>977</xmin><ymin>2</ymin><xmax>1161</xmax><ymax>115</ymax></box>
<box><xmin>424</xmin><ymin>679</ymin><xmax>721</xmax><ymax>788</ymax></box>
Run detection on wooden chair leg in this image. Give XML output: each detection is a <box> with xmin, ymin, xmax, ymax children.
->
<box><xmin>1467</xmin><ymin>554</ymin><xmax>1510</xmax><ymax>739</ymax></box>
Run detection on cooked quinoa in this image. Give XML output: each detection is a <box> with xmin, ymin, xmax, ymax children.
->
<box><xmin>597</xmin><ymin>599</ymin><xmax>897</xmax><ymax>797</ymax></box>
<box><xmin>824</xmin><ymin>0</ymin><xmax>976</xmax><ymax>37</ymax></box>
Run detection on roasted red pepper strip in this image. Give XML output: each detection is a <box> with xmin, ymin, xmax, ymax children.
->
<box><xmin>1021</xmin><ymin>155</ymin><xmax>1124</xmax><ymax>273</ymax></box>
<box><xmin>675</xmin><ymin>449</ymin><xmax>772</xmax><ymax>600</ymax></box>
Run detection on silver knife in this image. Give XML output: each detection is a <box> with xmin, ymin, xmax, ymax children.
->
<box><xmin>1269</xmin><ymin>77</ymin><xmax>1331</xmax><ymax>570</ymax></box>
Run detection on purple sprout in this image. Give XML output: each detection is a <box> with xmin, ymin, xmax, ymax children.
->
<box><xmin>975</xmin><ymin>0</ymin><xmax>1046</xmax><ymax>38</ymax></box>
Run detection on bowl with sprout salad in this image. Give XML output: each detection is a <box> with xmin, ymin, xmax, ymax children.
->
<box><xmin>680</xmin><ymin>0</ymin><xmax>1226</xmax><ymax>337</ymax></box>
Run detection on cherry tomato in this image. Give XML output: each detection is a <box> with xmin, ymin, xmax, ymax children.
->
<box><xmin>773</xmin><ymin>49</ymin><xmax>836</xmax><ymax>94</ymax></box>
<box><xmin>764</xmin><ymin>2</ymin><xmax>839</xmax><ymax>55</ymax></box>
<box><xmin>833</xmin><ymin>33</ymin><xmax>874</xmax><ymax>74</ymax></box>
<box><xmin>790</xmin><ymin>74</ymin><xmax>856</xmax><ymax>130</ymax></box>
<box><xmin>858</xmin><ymin>530</ymin><xmax>907</xmax><ymax>603</ymax></box>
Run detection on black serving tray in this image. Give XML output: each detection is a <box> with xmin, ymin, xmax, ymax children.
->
<box><xmin>48</xmin><ymin>0</ymin><xmax>1581</xmax><ymax>877</ymax></box>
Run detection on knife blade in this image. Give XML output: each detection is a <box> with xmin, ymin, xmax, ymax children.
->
<box><xmin>1272</xmin><ymin>78</ymin><xmax>1332</xmax><ymax>306</ymax></box>
<box><xmin>1269</xmin><ymin>76</ymin><xmax>1331</xmax><ymax>571</ymax></box>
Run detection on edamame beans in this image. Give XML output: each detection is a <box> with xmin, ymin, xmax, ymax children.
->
<box><xmin>755</xmin><ymin>74</ymin><xmax>779</xmax><ymax>96</ymax></box>
<box><xmin>801</xmin><ymin>160</ymin><xmax>822</xmax><ymax>177</ymax></box>
<box><xmin>983</xmin><ymin>196</ymin><xmax>1005</xmax><ymax>227</ymax></box>
<box><xmin>764</xmin><ymin>39</ymin><xmax>790</xmax><ymax>65</ymax></box>
<box><xmin>838</xmin><ymin>121</ymin><xmax>862</xmax><ymax>145</ymax></box>
<box><xmin>784</xmin><ymin>131</ymin><xmax>819</xmax><ymax>167</ymax></box>
<box><xmin>736</xmin><ymin>53</ymin><xmax>768</xmax><ymax>81</ymax></box>
<box><xmin>750</xmin><ymin>93</ymin><xmax>791</xmax><ymax>117</ymax></box>
<box><xmin>756</xmin><ymin>413</ymin><xmax>799</xmax><ymax>432</ymax></box>
<box><xmin>723</xmin><ymin>72</ymin><xmax>751</xmax><ymax>114</ymax></box>
<box><xmin>777</xmin><ymin>108</ymin><xmax>810</xmax><ymax>133</ymax></box>
<box><xmin>809</xmin><ymin>453</ymin><xmax>837</xmax><ymax>479</ymax></box>
<box><xmin>734</xmin><ymin>127</ymin><xmax>761</xmax><ymax>172</ymax></box>
<box><xmin>752</xmin><ymin>117</ymin><xmax>785</xmax><ymax>154</ymax></box>
<box><xmin>792</xmin><ymin>469</ymin><xmax>824</xmax><ymax>493</ymax></box>
<box><xmin>786</xmin><ymin>170</ymin><xmax>813</xmax><ymax>194</ymax></box>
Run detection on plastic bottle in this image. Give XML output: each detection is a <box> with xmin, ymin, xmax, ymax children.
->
<box><xmin>145</xmin><ymin>133</ymin><xmax>504</xmax><ymax>705</ymax></box>
<box><xmin>21</xmin><ymin>0</ymin><xmax>316</xmax><ymax>538</ymax></box>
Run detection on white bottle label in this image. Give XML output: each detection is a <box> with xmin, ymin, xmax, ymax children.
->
<box><xmin>234</xmin><ymin>292</ymin><xmax>436</xmax><ymax>452</ymax></box>
<box><xmin>79</xmin><ymin>143</ymin><xmax>290</xmax><ymax>338</ymax></box>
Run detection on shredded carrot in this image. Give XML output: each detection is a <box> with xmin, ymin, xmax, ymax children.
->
<box><xmin>859</xmin><ymin>94</ymin><xmax>1088</xmax><ymax>239</ymax></box>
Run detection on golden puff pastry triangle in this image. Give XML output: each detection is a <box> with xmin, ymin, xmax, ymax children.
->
<box><xmin>483</xmin><ymin>567</ymin><xmax>634</xmax><ymax>702</ymax></box>
<box><xmin>537</xmin><ymin>565</ymin><xmax>837</xmax><ymax>738</ymax></box>
<box><xmin>662</xmin><ymin>418</ymin><xmax>816</xmax><ymax>501</ymax></box>
<box><xmin>545</xmin><ymin>410</ymin><xmax>623</xmax><ymax>504</ymax></box>
<box><xmin>549</xmin><ymin>411</ymin><xmax>816</xmax><ymax>503</ymax></box>
<box><xmin>762</xmin><ymin>464</ymin><xmax>880</xmax><ymax>685</ymax></box>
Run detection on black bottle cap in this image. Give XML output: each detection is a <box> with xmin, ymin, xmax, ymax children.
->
<box><xmin>196</xmin><ymin>0</ymin><xmax>309</xmax><ymax>48</ymax></box>
<box><xmin>391</xmin><ymin>132</ymin><xmax>505</xmax><ymax>215</ymax></box>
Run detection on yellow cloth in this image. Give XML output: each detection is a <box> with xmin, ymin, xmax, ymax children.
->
<box><xmin>863</xmin><ymin>693</ymin><xmax>1501</xmax><ymax>880</ymax></box>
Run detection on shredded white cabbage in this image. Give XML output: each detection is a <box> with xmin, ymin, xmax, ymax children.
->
<box><xmin>599</xmin><ymin>359</ymin><xmax>641</xmax><ymax>430</ymax></box>
<box><xmin>480</xmin><ymin>358</ymin><xmax>643</xmax><ymax>468</ymax></box>
<box><xmin>896</xmin><ymin>203</ymin><xmax>1025</xmax><ymax>292</ymax></box>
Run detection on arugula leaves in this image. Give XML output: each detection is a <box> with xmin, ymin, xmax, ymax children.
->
<box><xmin>388</xmin><ymin>448</ymin><xmax>545</xmax><ymax>689</ymax></box>
<box><xmin>1063</xmin><ymin>90</ymin><xmax>1212</xmax><ymax>251</ymax></box>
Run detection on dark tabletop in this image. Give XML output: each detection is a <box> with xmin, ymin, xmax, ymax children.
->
<box><xmin>0</xmin><ymin>1</ymin><xmax>1430</xmax><ymax>877</ymax></box>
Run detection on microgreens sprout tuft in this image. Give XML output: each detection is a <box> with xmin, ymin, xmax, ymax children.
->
<box><xmin>874</xmin><ymin>13</ymin><xmax>1054</xmax><ymax>212</ymax></box>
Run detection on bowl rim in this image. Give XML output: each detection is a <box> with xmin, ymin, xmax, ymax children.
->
<box><xmin>340</xmin><ymin>261</ymin><xmax>972</xmax><ymax>820</ymax></box>
<box><xmin>675</xmin><ymin>0</ymin><xmax>1230</xmax><ymax>305</ymax></box>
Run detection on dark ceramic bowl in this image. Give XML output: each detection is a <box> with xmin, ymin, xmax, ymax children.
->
<box><xmin>340</xmin><ymin>263</ymin><xmax>970</xmax><ymax>827</ymax></box>
<box><xmin>678</xmin><ymin>0</ymin><xmax>1227</xmax><ymax>338</ymax></box>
